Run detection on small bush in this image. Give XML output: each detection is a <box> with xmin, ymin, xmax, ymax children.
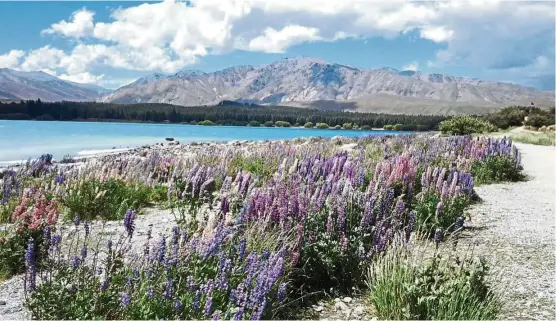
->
<box><xmin>198</xmin><ymin>120</ymin><xmax>215</xmax><ymax>126</ymax></box>
<box><xmin>383</xmin><ymin>125</ymin><xmax>394</xmax><ymax>131</ymax></box>
<box><xmin>360</xmin><ymin>125</ymin><xmax>371</xmax><ymax>130</ymax></box>
<box><xmin>414</xmin><ymin>193</ymin><xmax>469</xmax><ymax>237</ymax></box>
<box><xmin>315</xmin><ymin>123</ymin><xmax>329</xmax><ymax>129</ymax></box>
<box><xmin>275</xmin><ymin>121</ymin><xmax>291</xmax><ymax>127</ymax></box>
<box><xmin>439</xmin><ymin>115</ymin><xmax>497</xmax><ymax>135</ymax></box>
<box><xmin>303</xmin><ymin>122</ymin><xmax>314</xmax><ymax>128</ymax></box>
<box><xmin>471</xmin><ymin>155</ymin><xmax>524</xmax><ymax>184</ymax></box>
<box><xmin>366</xmin><ymin>239</ymin><xmax>502</xmax><ymax>320</ymax></box>
<box><xmin>393</xmin><ymin>124</ymin><xmax>403</xmax><ymax>131</ymax></box>
<box><xmin>342</xmin><ymin>123</ymin><xmax>353</xmax><ymax>130</ymax></box>
<box><xmin>334</xmin><ymin>125</ymin><xmax>342</xmax><ymax>130</ymax></box>
<box><xmin>264</xmin><ymin>121</ymin><xmax>274</xmax><ymax>127</ymax></box>
<box><xmin>247</xmin><ymin>120</ymin><xmax>260</xmax><ymax>127</ymax></box>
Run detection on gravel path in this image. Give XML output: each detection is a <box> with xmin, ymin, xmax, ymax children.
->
<box><xmin>460</xmin><ymin>143</ymin><xmax>555</xmax><ymax>320</ymax></box>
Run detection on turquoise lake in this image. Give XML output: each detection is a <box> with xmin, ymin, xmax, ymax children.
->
<box><xmin>0</xmin><ymin>120</ymin><xmax>412</xmax><ymax>164</ymax></box>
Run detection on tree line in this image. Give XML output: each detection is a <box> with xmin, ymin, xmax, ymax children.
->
<box><xmin>0</xmin><ymin>99</ymin><xmax>448</xmax><ymax>130</ymax></box>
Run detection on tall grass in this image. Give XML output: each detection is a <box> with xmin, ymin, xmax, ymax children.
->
<box><xmin>366</xmin><ymin>236</ymin><xmax>503</xmax><ymax>320</ymax></box>
<box><xmin>510</xmin><ymin>132</ymin><xmax>556</xmax><ymax>146</ymax></box>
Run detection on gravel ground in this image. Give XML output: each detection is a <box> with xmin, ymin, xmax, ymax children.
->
<box><xmin>458</xmin><ymin>143</ymin><xmax>556</xmax><ymax>320</ymax></box>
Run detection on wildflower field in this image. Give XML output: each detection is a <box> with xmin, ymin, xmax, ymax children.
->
<box><xmin>0</xmin><ymin>134</ymin><xmax>522</xmax><ymax>320</ymax></box>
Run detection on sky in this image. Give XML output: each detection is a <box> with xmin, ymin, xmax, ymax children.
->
<box><xmin>0</xmin><ymin>0</ymin><xmax>554</xmax><ymax>90</ymax></box>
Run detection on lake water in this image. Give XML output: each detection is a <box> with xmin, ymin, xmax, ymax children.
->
<box><xmin>0</xmin><ymin>120</ymin><xmax>412</xmax><ymax>164</ymax></box>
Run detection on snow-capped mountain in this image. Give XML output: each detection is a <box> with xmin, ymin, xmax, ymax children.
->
<box><xmin>0</xmin><ymin>68</ymin><xmax>110</xmax><ymax>101</ymax></box>
<box><xmin>99</xmin><ymin>57</ymin><xmax>554</xmax><ymax>107</ymax></box>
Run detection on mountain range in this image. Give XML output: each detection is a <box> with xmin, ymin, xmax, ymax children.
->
<box><xmin>0</xmin><ymin>68</ymin><xmax>110</xmax><ymax>102</ymax></box>
<box><xmin>1</xmin><ymin>57</ymin><xmax>553</xmax><ymax>115</ymax></box>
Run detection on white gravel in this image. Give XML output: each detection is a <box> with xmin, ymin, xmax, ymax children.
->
<box><xmin>459</xmin><ymin>143</ymin><xmax>556</xmax><ymax>320</ymax></box>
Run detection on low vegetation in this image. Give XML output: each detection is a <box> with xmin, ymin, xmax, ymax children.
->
<box><xmin>0</xmin><ymin>134</ymin><xmax>522</xmax><ymax>319</ymax></box>
<box><xmin>439</xmin><ymin>115</ymin><xmax>498</xmax><ymax>135</ymax></box>
<box><xmin>367</xmin><ymin>238</ymin><xmax>502</xmax><ymax>320</ymax></box>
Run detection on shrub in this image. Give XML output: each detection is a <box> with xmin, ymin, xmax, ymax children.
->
<box><xmin>366</xmin><ymin>239</ymin><xmax>502</xmax><ymax>320</ymax></box>
<box><xmin>264</xmin><ymin>121</ymin><xmax>274</xmax><ymax>127</ymax></box>
<box><xmin>393</xmin><ymin>124</ymin><xmax>403</xmax><ymax>131</ymax></box>
<box><xmin>334</xmin><ymin>125</ymin><xmax>342</xmax><ymax>129</ymax></box>
<box><xmin>315</xmin><ymin>123</ymin><xmax>329</xmax><ymax>129</ymax></box>
<box><xmin>360</xmin><ymin>125</ymin><xmax>371</xmax><ymax>130</ymax></box>
<box><xmin>439</xmin><ymin>115</ymin><xmax>497</xmax><ymax>135</ymax></box>
<box><xmin>275</xmin><ymin>121</ymin><xmax>291</xmax><ymax>127</ymax></box>
<box><xmin>198</xmin><ymin>120</ymin><xmax>215</xmax><ymax>126</ymax></box>
<box><xmin>61</xmin><ymin>179</ymin><xmax>156</xmax><ymax>221</ymax></box>
<box><xmin>471</xmin><ymin>155</ymin><xmax>524</xmax><ymax>185</ymax></box>
<box><xmin>524</xmin><ymin>114</ymin><xmax>553</xmax><ymax>128</ymax></box>
<box><xmin>342</xmin><ymin>123</ymin><xmax>353</xmax><ymax>130</ymax></box>
<box><xmin>383</xmin><ymin>125</ymin><xmax>394</xmax><ymax>131</ymax></box>
<box><xmin>303</xmin><ymin>122</ymin><xmax>314</xmax><ymax>128</ymax></box>
<box><xmin>248</xmin><ymin>120</ymin><xmax>260</xmax><ymax>127</ymax></box>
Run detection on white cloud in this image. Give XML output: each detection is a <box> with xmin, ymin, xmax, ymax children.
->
<box><xmin>402</xmin><ymin>62</ymin><xmax>419</xmax><ymax>71</ymax></box>
<box><xmin>58</xmin><ymin>72</ymin><xmax>104</xmax><ymax>84</ymax></box>
<box><xmin>1</xmin><ymin>0</ymin><xmax>551</xmax><ymax>89</ymax></box>
<box><xmin>420</xmin><ymin>26</ymin><xmax>453</xmax><ymax>42</ymax></box>
<box><xmin>0</xmin><ymin>50</ymin><xmax>25</xmax><ymax>68</ymax></box>
<box><xmin>42</xmin><ymin>8</ymin><xmax>94</xmax><ymax>38</ymax></box>
<box><xmin>248</xmin><ymin>25</ymin><xmax>321</xmax><ymax>53</ymax></box>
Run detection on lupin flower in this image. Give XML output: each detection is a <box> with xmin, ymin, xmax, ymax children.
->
<box><xmin>73</xmin><ymin>215</ymin><xmax>80</xmax><ymax>227</ymax></box>
<box><xmin>24</xmin><ymin>238</ymin><xmax>36</xmax><ymax>292</ymax></box>
<box><xmin>175</xmin><ymin>299</ymin><xmax>182</xmax><ymax>313</ymax></box>
<box><xmin>123</xmin><ymin>209</ymin><xmax>137</xmax><ymax>238</ymax></box>
<box><xmin>119</xmin><ymin>292</ymin><xmax>131</xmax><ymax>308</ymax></box>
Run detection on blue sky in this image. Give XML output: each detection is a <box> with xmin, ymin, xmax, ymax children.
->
<box><xmin>0</xmin><ymin>0</ymin><xmax>554</xmax><ymax>90</ymax></box>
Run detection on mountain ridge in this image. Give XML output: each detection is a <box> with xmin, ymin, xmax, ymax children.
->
<box><xmin>0</xmin><ymin>68</ymin><xmax>110</xmax><ymax>101</ymax></box>
<box><xmin>99</xmin><ymin>57</ymin><xmax>554</xmax><ymax>110</ymax></box>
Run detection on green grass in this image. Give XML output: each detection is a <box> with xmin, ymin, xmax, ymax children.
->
<box><xmin>510</xmin><ymin>132</ymin><xmax>556</xmax><ymax>146</ymax></box>
<box><xmin>365</xmin><ymin>238</ymin><xmax>503</xmax><ymax>320</ymax></box>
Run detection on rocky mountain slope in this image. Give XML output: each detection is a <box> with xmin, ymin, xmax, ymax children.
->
<box><xmin>99</xmin><ymin>57</ymin><xmax>554</xmax><ymax>109</ymax></box>
<box><xmin>0</xmin><ymin>68</ymin><xmax>110</xmax><ymax>101</ymax></box>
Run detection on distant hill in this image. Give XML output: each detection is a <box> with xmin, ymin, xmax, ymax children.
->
<box><xmin>0</xmin><ymin>68</ymin><xmax>111</xmax><ymax>101</ymax></box>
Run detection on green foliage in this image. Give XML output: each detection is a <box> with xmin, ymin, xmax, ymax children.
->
<box><xmin>247</xmin><ymin>120</ymin><xmax>260</xmax><ymax>127</ymax></box>
<box><xmin>383</xmin><ymin>125</ymin><xmax>393</xmax><ymax>130</ymax></box>
<box><xmin>264</xmin><ymin>121</ymin><xmax>274</xmax><ymax>127</ymax></box>
<box><xmin>274</xmin><ymin>121</ymin><xmax>291</xmax><ymax>127</ymax></box>
<box><xmin>414</xmin><ymin>193</ymin><xmax>470</xmax><ymax>237</ymax></box>
<box><xmin>393</xmin><ymin>124</ymin><xmax>403</xmax><ymax>131</ymax></box>
<box><xmin>61</xmin><ymin>179</ymin><xmax>157</xmax><ymax>221</ymax></box>
<box><xmin>439</xmin><ymin>115</ymin><xmax>497</xmax><ymax>135</ymax></box>
<box><xmin>485</xmin><ymin>106</ymin><xmax>555</xmax><ymax>129</ymax></box>
<box><xmin>0</xmin><ymin>229</ymin><xmax>45</xmax><ymax>277</ymax></box>
<box><xmin>303</xmin><ymin>122</ymin><xmax>314</xmax><ymax>128</ymax></box>
<box><xmin>334</xmin><ymin>125</ymin><xmax>342</xmax><ymax>129</ymax></box>
<box><xmin>315</xmin><ymin>123</ymin><xmax>329</xmax><ymax>129</ymax></box>
<box><xmin>342</xmin><ymin>123</ymin><xmax>353</xmax><ymax>130</ymax></box>
<box><xmin>228</xmin><ymin>156</ymin><xmax>279</xmax><ymax>180</ymax></box>
<box><xmin>524</xmin><ymin>114</ymin><xmax>554</xmax><ymax>128</ymax></box>
<box><xmin>360</xmin><ymin>125</ymin><xmax>371</xmax><ymax>130</ymax></box>
<box><xmin>367</xmin><ymin>242</ymin><xmax>501</xmax><ymax>320</ymax></box>
<box><xmin>471</xmin><ymin>155</ymin><xmax>524</xmax><ymax>185</ymax></box>
<box><xmin>198</xmin><ymin>120</ymin><xmax>215</xmax><ymax>126</ymax></box>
